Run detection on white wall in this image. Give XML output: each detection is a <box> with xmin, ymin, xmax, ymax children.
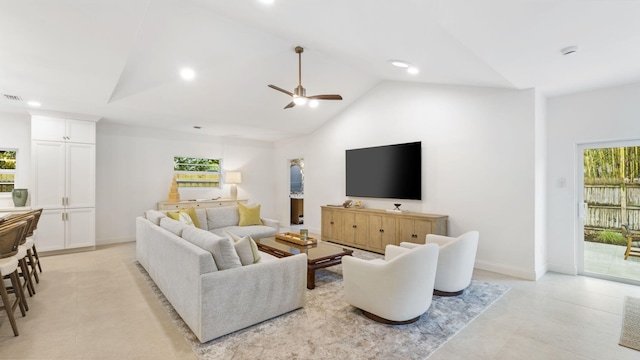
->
<box><xmin>547</xmin><ymin>82</ymin><xmax>640</xmax><ymax>274</ymax></box>
<box><xmin>96</xmin><ymin>122</ymin><xmax>276</xmax><ymax>244</ymax></box>
<box><xmin>275</xmin><ymin>81</ymin><xmax>540</xmax><ymax>279</ymax></box>
<box><xmin>0</xmin><ymin>112</ymin><xmax>31</xmax><ymax>208</ymax></box>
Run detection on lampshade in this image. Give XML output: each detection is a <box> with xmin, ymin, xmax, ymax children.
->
<box><xmin>226</xmin><ymin>171</ymin><xmax>242</xmax><ymax>184</ymax></box>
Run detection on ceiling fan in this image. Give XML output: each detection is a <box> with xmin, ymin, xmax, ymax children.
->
<box><xmin>268</xmin><ymin>46</ymin><xmax>343</xmax><ymax>109</ymax></box>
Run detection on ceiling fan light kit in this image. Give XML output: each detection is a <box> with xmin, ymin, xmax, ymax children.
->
<box><xmin>268</xmin><ymin>46</ymin><xmax>343</xmax><ymax>109</ymax></box>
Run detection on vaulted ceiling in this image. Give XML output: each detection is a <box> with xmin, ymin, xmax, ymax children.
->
<box><xmin>2</xmin><ymin>0</ymin><xmax>640</xmax><ymax>141</ymax></box>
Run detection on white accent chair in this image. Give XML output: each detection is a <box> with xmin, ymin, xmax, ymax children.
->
<box><xmin>343</xmin><ymin>243</ymin><xmax>439</xmax><ymax>324</ymax></box>
<box><xmin>401</xmin><ymin>231</ymin><xmax>479</xmax><ymax>296</ymax></box>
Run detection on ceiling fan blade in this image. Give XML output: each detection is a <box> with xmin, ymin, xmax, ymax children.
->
<box><xmin>307</xmin><ymin>94</ymin><xmax>343</xmax><ymax>100</ymax></box>
<box><xmin>284</xmin><ymin>101</ymin><xmax>296</xmax><ymax>109</ymax></box>
<box><xmin>268</xmin><ymin>84</ymin><xmax>293</xmax><ymax>96</ymax></box>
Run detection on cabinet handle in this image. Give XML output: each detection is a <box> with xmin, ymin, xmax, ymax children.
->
<box><xmin>352</xmin><ymin>225</ymin><xmax>357</xmax><ymax>228</ymax></box>
<box><xmin>62</xmin><ymin>197</ymin><xmax>65</xmax><ymax>206</ymax></box>
<box><xmin>379</xmin><ymin>229</ymin><xmax>384</xmax><ymax>233</ymax></box>
<box><xmin>330</xmin><ymin>221</ymin><xmax>334</xmax><ymax>225</ymax></box>
<box><xmin>62</xmin><ymin>212</ymin><xmax>65</xmax><ymax>221</ymax></box>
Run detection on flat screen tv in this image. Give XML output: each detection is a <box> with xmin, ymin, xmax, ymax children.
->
<box><xmin>346</xmin><ymin>141</ymin><xmax>422</xmax><ymax>200</ymax></box>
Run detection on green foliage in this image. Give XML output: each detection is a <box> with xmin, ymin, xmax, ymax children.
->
<box><xmin>584</xmin><ymin>146</ymin><xmax>640</xmax><ymax>183</ymax></box>
<box><xmin>0</xmin><ymin>150</ymin><xmax>16</xmax><ymax>169</ymax></box>
<box><xmin>595</xmin><ymin>230</ymin><xmax>627</xmax><ymax>246</ymax></box>
<box><xmin>174</xmin><ymin>157</ymin><xmax>220</xmax><ymax>172</ymax></box>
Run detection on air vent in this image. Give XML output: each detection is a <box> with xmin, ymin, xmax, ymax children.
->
<box><xmin>3</xmin><ymin>94</ymin><xmax>23</xmax><ymax>101</ymax></box>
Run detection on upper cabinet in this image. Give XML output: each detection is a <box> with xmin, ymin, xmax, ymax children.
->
<box><xmin>31</xmin><ymin>116</ymin><xmax>96</xmax><ymax>144</ymax></box>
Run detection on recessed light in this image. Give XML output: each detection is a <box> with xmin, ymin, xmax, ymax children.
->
<box><xmin>180</xmin><ymin>67</ymin><xmax>195</xmax><ymax>81</ymax></box>
<box><xmin>390</xmin><ymin>60</ymin><xmax>411</xmax><ymax>68</ymax></box>
<box><xmin>407</xmin><ymin>66</ymin><xmax>420</xmax><ymax>75</ymax></box>
<box><xmin>259</xmin><ymin>0</ymin><xmax>274</xmax><ymax>4</ymax></box>
<box><xmin>561</xmin><ymin>46</ymin><xmax>578</xmax><ymax>56</ymax></box>
<box><xmin>27</xmin><ymin>101</ymin><xmax>41</xmax><ymax>107</ymax></box>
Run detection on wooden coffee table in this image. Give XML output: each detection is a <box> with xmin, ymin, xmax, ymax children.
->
<box><xmin>255</xmin><ymin>237</ymin><xmax>353</xmax><ymax>289</ymax></box>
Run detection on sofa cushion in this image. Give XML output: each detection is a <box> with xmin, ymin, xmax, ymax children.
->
<box><xmin>212</xmin><ymin>225</ymin><xmax>277</xmax><ymax>240</ymax></box>
<box><xmin>159</xmin><ymin>217</ymin><xmax>188</xmax><ymax>237</ymax></box>
<box><xmin>145</xmin><ymin>210</ymin><xmax>166</xmax><ymax>225</ymax></box>
<box><xmin>206</xmin><ymin>206</ymin><xmax>239</xmax><ymax>230</ymax></box>
<box><xmin>182</xmin><ymin>226</ymin><xmax>241</xmax><ymax>270</ymax></box>
<box><xmin>238</xmin><ymin>204</ymin><xmax>264</xmax><ymax>226</ymax></box>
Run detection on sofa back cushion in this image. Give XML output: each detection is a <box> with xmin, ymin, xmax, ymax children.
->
<box><xmin>182</xmin><ymin>226</ymin><xmax>242</xmax><ymax>270</ymax></box>
<box><xmin>145</xmin><ymin>210</ymin><xmax>167</xmax><ymax>225</ymax></box>
<box><xmin>206</xmin><ymin>206</ymin><xmax>239</xmax><ymax>230</ymax></box>
<box><xmin>160</xmin><ymin>217</ymin><xmax>188</xmax><ymax>237</ymax></box>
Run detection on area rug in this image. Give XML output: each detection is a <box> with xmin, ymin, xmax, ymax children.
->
<box><xmin>620</xmin><ymin>296</ymin><xmax>640</xmax><ymax>351</ymax></box>
<box><xmin>137</xmin><ymin>250</ymin><xmax>509</xmax><ymax>360</ymax></box>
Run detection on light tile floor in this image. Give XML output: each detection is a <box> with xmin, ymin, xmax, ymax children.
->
<box><xmin>584</xmin><ymin>242</ymin><xmax>640</xmax><ymax>282</ymax></box>
<box><xmin>1</xmin><ymin>242</ymin><xmax>640</xmax><ymax>359</ymax></box>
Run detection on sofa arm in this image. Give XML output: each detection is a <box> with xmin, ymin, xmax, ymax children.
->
<box><xmin>198</xmin><ymin>253</ymin><xmax>306</xmax><ymax>342</ymax></box>
<box><xmin>261</xmin><ymin>217</ymin><xmax>280</xmax><ymax>232</ymax></box>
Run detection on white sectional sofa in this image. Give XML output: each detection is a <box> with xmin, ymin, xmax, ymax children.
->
<box><xmin>136</xmin><ymin>207</ymin><xmax>307</xmax><ymax>343</ymax></box>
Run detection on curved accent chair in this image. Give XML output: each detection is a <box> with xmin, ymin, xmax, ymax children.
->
<box><xmin>343</xmin><ymin>243</ymin><xmax>439</xmax><ymax>324</ymax></box>
<box><xmin>401</xmin><ymin>231</ymin><xmax>479</xmax><ymax>296</ymax></box>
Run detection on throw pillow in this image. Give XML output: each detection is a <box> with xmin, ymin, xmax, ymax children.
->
<box><xmin>184</xmin><ymin>207</ymin><xmax>201</xmax><ymax>228</ymax></box>
<box><xmin>182</xmin><ymin>227</ymin><xmax>242</xmax><ymax>270</ymax></box>
<box><xmin>225</xmin><ymin>230</ymin><xmax>262</xmax><ymax>265</ymax></box>
<box><xmin>238</xmin><ymin>203</ymin><xmax>263</xmax><ymax>226</ymax></box>
<box><xmin>167</xmin><ymin>211</ymin><xmax>194</xmax><ymax>226</ymax></box>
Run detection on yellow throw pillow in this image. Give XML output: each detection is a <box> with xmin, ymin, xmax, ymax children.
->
<box><xmin>238</xmin><ymin>204</ymin><xmax>263</xmax><ymax>226</ymax></box>
<box><xmin>167</xmin><ymin>207</ymin><xmax>200</xmax><ymax>228</ymax></box>
<box><xmin>184</xmin><ymin>207</ymin><xmax>201</xmax><ymax>228</ymax></box>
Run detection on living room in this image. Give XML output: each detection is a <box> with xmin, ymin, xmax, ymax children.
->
<box><xmin>2</xmin><ymin>1</ymin><xmax>640</xmax><ymax>359</ymax></box>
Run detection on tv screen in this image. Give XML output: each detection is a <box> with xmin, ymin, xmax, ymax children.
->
<box><xmin>346</xmin><ymin>141</ymin><xmax>422</xmax><ymax>200</ymax></box>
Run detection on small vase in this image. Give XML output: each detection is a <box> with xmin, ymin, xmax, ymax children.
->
<box><xmin>12</xmin><ymin>188</ymin><xmax>28</xmax><ymax>207</ymax></box>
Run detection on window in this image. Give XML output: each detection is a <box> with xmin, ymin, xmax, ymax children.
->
<box><xmin>0</xmin><ymin>149</ymin><xmax>17</xmax><ymax>193</ymax></box>
<box><xmin>173</xmin><ymin>156</ymin><xmax>221</xmax><ymax>188</ymax></box>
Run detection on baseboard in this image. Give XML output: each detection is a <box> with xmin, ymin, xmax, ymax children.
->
<box><xmin>474</xmin><ymin>259</ymin><xmax>537</xmax><ymax>280</ymax></box>
<box><xmin>96</xmin><ymin>236</ymin><xmax>135</xmax><ymax>246</ymax></box>
<box><xmin>547</xmin><ymin>263</ymin><xmax>577</xmax><ymax>275</ymax></box>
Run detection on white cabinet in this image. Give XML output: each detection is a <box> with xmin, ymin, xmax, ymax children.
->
<box><xmin>31</xmin><ymin>115</ymin><xmax>97</xmax><ymax>252</ymax></box>
<box><xmin>32</xmin><ymin>141</ymin><xmax>95</xmax><ymax>209</ymax></box>
<box><xmin>36</xmin><ymin>208</ymin><xmax>95</xmax><ymax>251</ymax></box>
<box><xmin>31</xmin><ymin>116</ymin><xmax>95</xmax><ymax>144</ymax></box>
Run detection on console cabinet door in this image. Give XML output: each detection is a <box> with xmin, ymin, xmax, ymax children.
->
<box><xmin>321</xmin><ymin>208</ymin><xmax>343</xmax><ymax>242</ymax></box>
<box><xmin>399</xmin><ymin>218</ymin><xmax>433</xmax><ymax>244</ymax></box>
<box><xmin>342</xmin><ymin>212</ymin><xmax>367</xmax><ymax>247</ymax></box>
<box><xmin>369</xmin><ymin>215</ymin><xmax>398</xmax><ymax>252</ymax></box>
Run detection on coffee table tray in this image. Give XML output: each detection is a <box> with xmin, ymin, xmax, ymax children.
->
<box><xmin>275</xmin><ymin>232</ymin><xmax>317</xmax><ymax>246</ymax></box>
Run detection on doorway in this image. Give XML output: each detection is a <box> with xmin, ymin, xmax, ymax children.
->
<box><xmin>289</xmin><ymin>159</ymin><xmax>304</xmax><ymax>227</ymax></box>
<box><xmin>578</xmin><ymin>141</ymin><xmax>640</xmax><ymax>285</ymax></box>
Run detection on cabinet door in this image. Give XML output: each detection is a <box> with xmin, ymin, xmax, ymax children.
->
<box><xmin>67</xmin><ymin>120</ymin><xmax>96</xmax><ymax>144</ymax></box>
<box><xmin>34</xmin><ymin>209</ymin><xmax>66</xmax><ymax>251</ymax></box>
<box><xmin>399</xmin><ymin>218</ymin><xmax>420</xmax><ymax>244</ymax></box>
<box><xmin>32</xmin><ymin>141</ymin><xmax>66</xmax><ymax>208</ymax></box>
<box><xmin>66</xmin><ymin>208</ymin><xmax>95</xmax><ymax>248</ymax></box>
<box><xmin>321</xmin><ymin>208</ymin><xmax>342</xmax><ymax>241</ymax></box>
<box><xmin>340</xmin><ymin>212</ymin><xmax>357</xmax><ymax>245</ymax></box>
<box><xmin>31</xmin><ymin>116</ymin><xmax>66</xmax><ymax>141</ymax></box>
<box><xmin>413</xmin><ymin>219</ymin><xmax>433</xmax><ymax>243</ymax></box>
<box><xmin>353</xmin><ymin>213</ymin><xmax>368</xmax><ymax>247</ymax></box>
<box><xmin>370</xmin><ymin>215</ymin><xmax>398</xmax><ymax>252</ymax></box>
<box><xmin>66</xmin><ymin>143</ymin><xmax>95</xmax><ymax>208</ymax></box>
